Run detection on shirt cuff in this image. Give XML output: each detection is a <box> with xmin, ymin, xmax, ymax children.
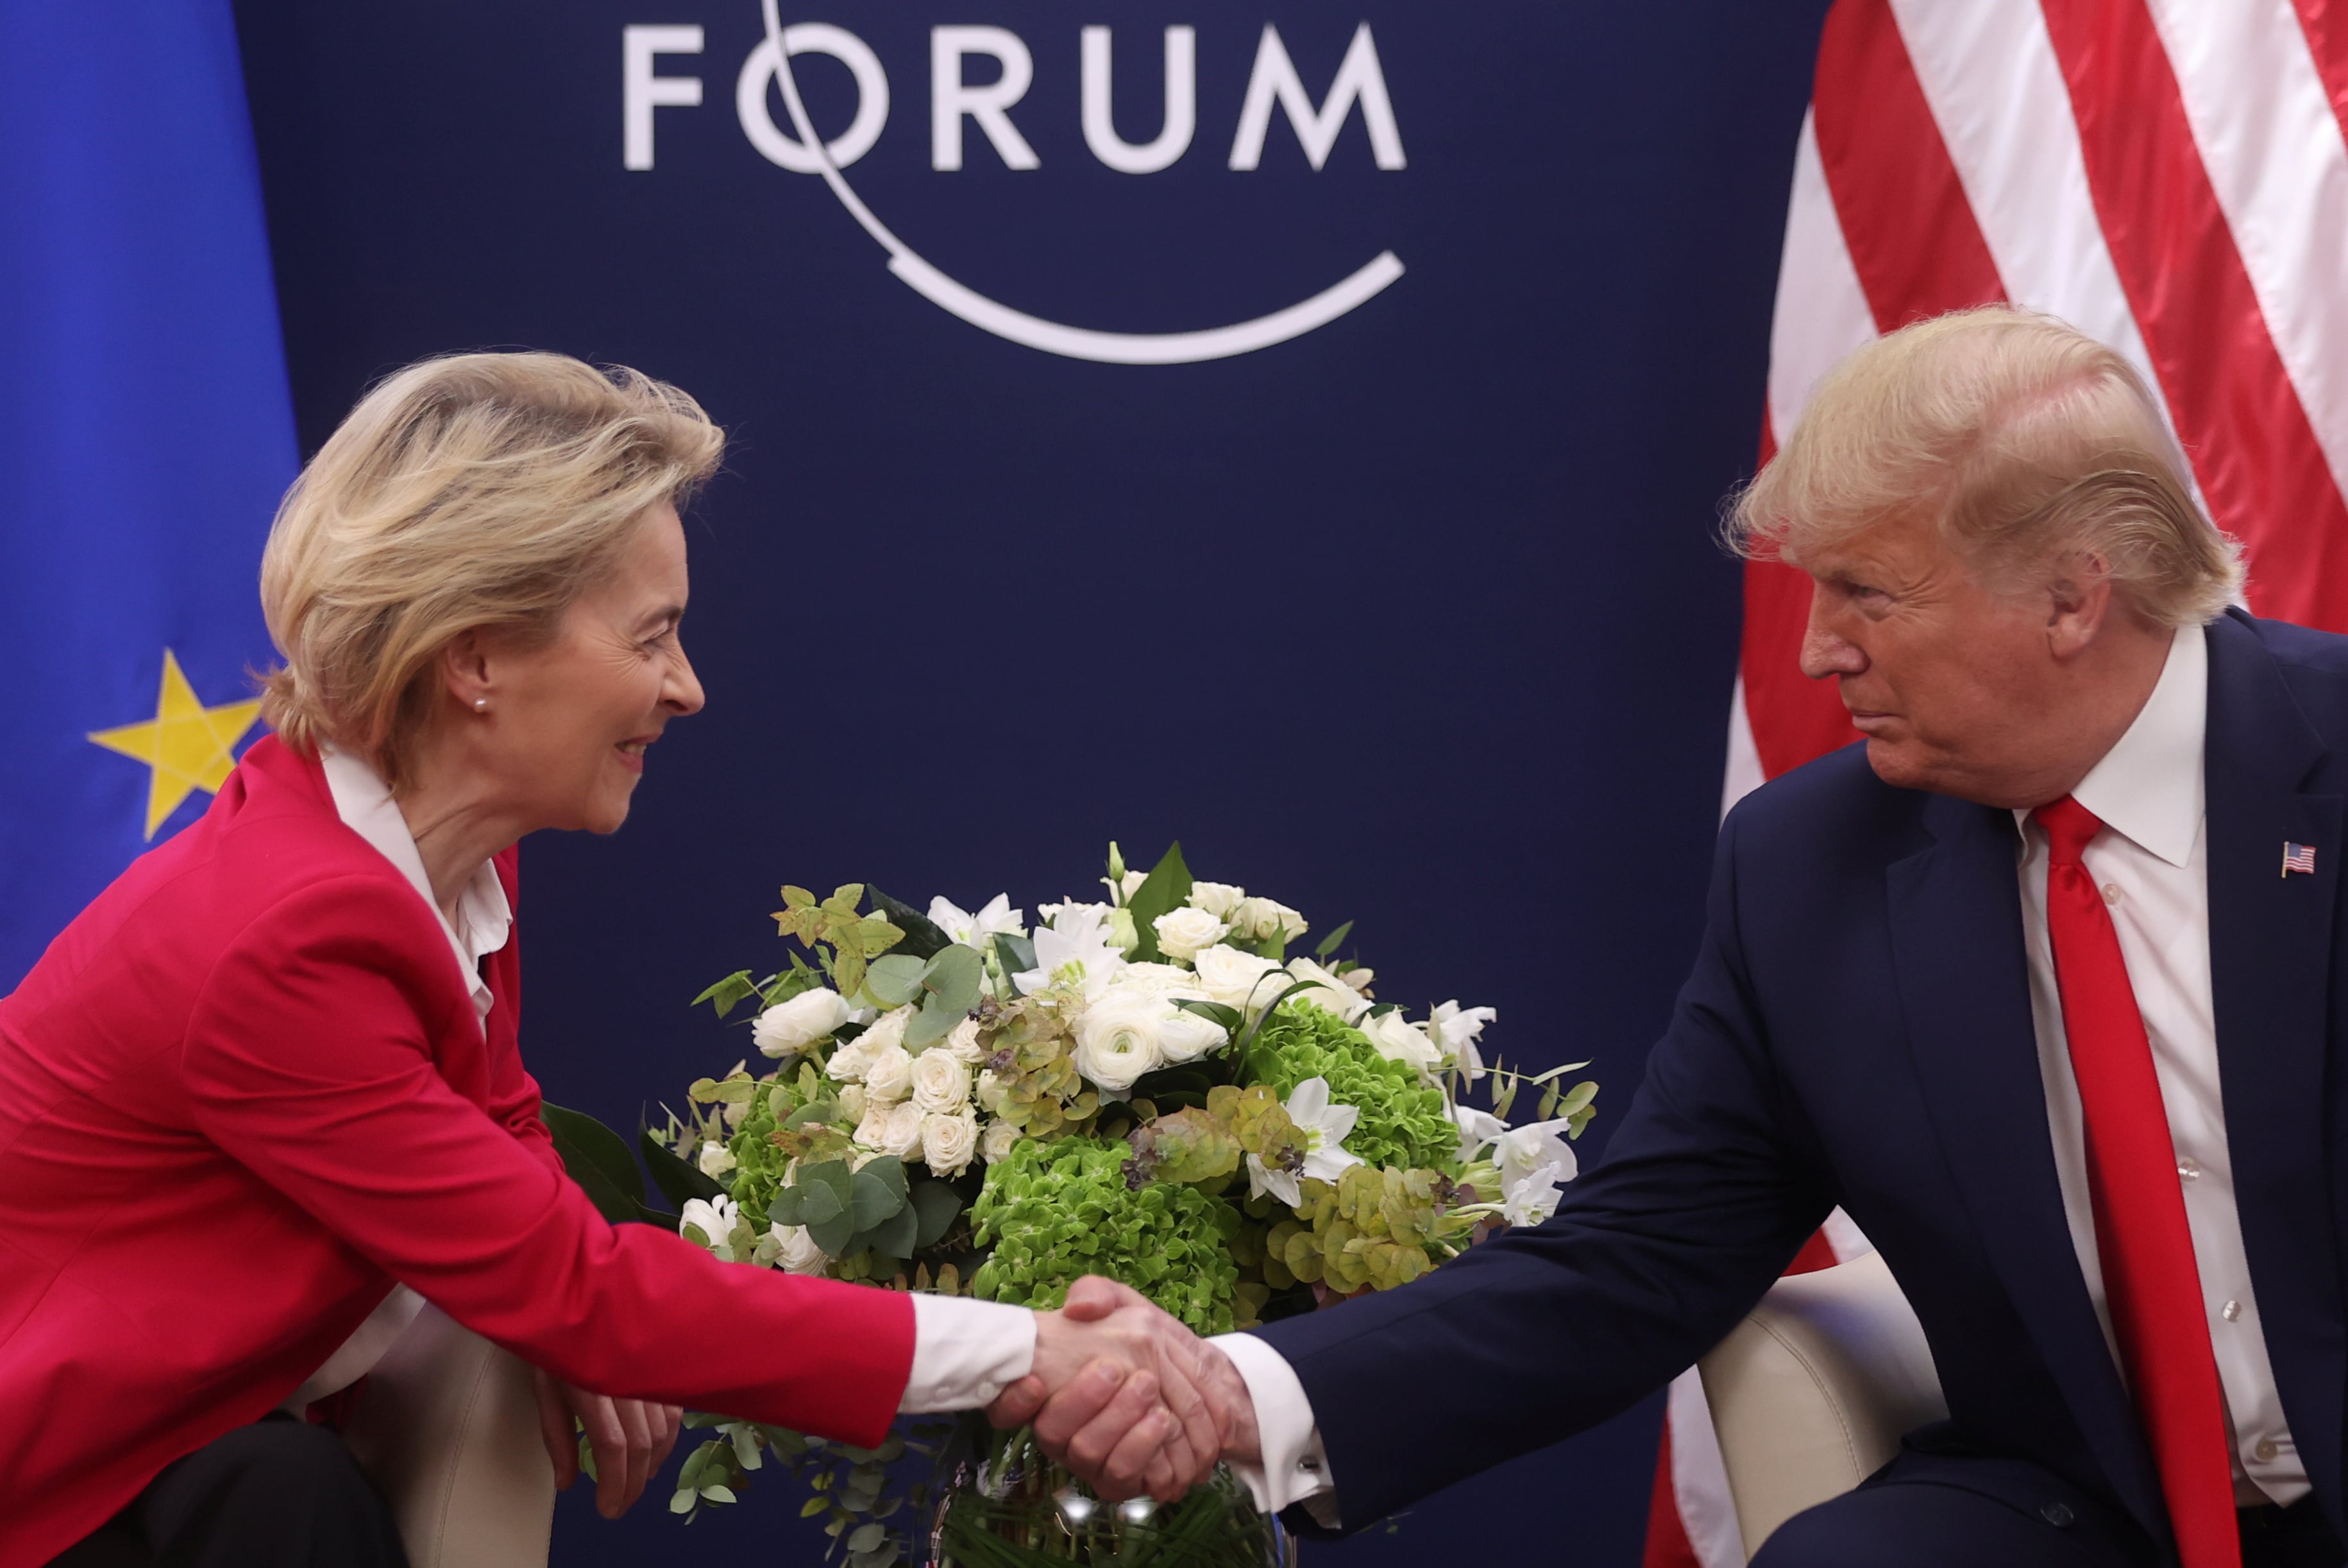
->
<box><xmin>899</xmin><ymin>1295</ymin><xmax>1037</xmax><ymax>1412</ymax></box>
<box><xmin>1210</xmin><ymin>1331</ymin><xmax>1336</xmax><ymax>1522</ymax></box>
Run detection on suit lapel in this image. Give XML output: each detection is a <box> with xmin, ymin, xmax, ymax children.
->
<box><xmin>1886</xmin><ymin>791</ymin><xmax>2170</xmax><ymax>1537</ymax></box>
<box><xmin>2201</xmin><ymin>612</ymin><xmax>2346</xmax><ymax>1524</ymax></box>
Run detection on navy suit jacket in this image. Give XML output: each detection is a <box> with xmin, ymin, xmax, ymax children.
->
<box><xmin>1253</xmin><ymin>610</ymin><xmax>2348</xmax><ymax>1558</ymax></box>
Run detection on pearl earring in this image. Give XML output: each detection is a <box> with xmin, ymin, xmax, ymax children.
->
<box><xmin>473</xmin><ymin>697</ymin><xmax>489</xmax><ymax>712</ymax></box>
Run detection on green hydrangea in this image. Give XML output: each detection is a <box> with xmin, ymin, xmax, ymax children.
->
<box><xmin>1246</xmin><ymin>1006</ymin><xmax>1457</xmax><ymax>1172</ymax></box>
<box><xmin>968</xmin><ymin>1136</ymin><xmax>1241</xmax><ymax>1335</ymax></box>
<box><xmin>725</xmin><ymin>1083</ymin><xmax>793</xmax><ymax>1222</ymax></box>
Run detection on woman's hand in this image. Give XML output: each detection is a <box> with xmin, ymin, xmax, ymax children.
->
<box><xmin>532</xmin><ymin>1367</ymin><xmax>683</xmax><ymax>1519</ymax></box>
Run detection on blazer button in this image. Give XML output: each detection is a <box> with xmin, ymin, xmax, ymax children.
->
<box><xmin>2041</xmin><ymin>1503</ymin><xmax>2076</xmax><ymax>1528</ymax></box>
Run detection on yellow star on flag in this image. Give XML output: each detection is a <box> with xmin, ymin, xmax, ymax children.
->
<box><xmin>88</xmin><ymin>648</ymin><xmax>264</xmax><ymax>839</ymax></box>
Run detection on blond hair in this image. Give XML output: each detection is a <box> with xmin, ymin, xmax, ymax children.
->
<box><xmin>1728</xmin><ymin>305</ymin><xmax>2239</xmax><ymax>627</ymax></box>
<box><xmin>259</xmin><ymin>352</ymin><xmax>722</xmax><ymax>790</ymax></box>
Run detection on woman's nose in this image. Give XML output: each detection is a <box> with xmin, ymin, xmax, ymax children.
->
<box><xmin>666</xmin><ymin>645</ymin><xmax>706</xmax><ymax>715</ymax></box>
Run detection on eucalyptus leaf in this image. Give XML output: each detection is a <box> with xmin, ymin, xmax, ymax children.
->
<box><xmin>861</xmin><ymin>1202</ymin><xmax>919</xmax><ymax>1260</ymax></box>
<box><xmin>924</xmin><ymin>943</ymin><xmax>984</xmax><ymax>1013</ymax></box>
<box><xmin>849</xmin><ymin>1165</ymin><xmax>909</xmax><ymax>1231</ymax></box>
<box><xmin>768</xmin><ymin>1187</ymin><xmax>806</xmax><ymax>1227</ymax></box>
<box><xmin>847</xmin><ymin>1523</ymin><xmax>886</xmax><ymax>1553</ymax></box>
<box><xmin>865</xmin><ymin>954</ymin><xmax>927</xmax><ymax>1008</ymax></box>
<box><xmin>904</xmin><ymin>999</ymin><xmax>957</xmax><ymax>1050</ymax></box>
<box><xmin>799</xmin><ymin>1182</ymin><xmax>845</xmax><ymax>1226</ymax></box>
<box><xmin>909</xmin><ymin>1181</ymin><xmax>963</xmax><ymax>1249</ymax></box>
<box><xmin>784</xmin><ymin>1099</ymin><xmax>839</xmax><ymax>1130</ymax></box>
<box><xmin>1120</xmin><ymin>842</ymin><xmax>1192</xmax><ymax>963</ymax></box>
<box><xmin>806</xmin><ymin>1207</ymin><xmax>857</xmax><ymax>1256</ymax></box>
<box><xmin>865</xmin><ymin>886</ymin><xmax>950</xmax><ymax>960</ymax></box>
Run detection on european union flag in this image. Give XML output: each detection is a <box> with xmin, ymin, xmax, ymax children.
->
<box><xmin>0</xmin><ymin>1</ymin><xmax>298</xmax><ymax>988</ymax></box>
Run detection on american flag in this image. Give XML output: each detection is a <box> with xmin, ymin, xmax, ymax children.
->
<box><xmin>1648</xmin><ymin>2</ymin><xmax>2348</xmax><ymax>1564</ymax></box>
<box><xmin>2284</xmin><ymin>842</ymin><xmax>2318</xmax><ymax>876</ymax></box>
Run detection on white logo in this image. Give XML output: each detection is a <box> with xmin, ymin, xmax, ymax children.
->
<box><xmin>622</xmin><ymin>5</ymin><xmax>1407</xmax><ymax>364</ymax></box>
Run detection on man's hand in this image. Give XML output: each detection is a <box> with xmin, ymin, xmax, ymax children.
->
<box><xmin>532</xmin><ymin>1368</ymin><xmax>682</xmax><ymax>1519</ymax></box>
<box><xmin>985</xmin><ymin>1277</ymin><xmax>1259</xmax><ymax>1504</ymax></box>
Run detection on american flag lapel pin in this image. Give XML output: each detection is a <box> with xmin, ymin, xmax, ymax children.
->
<box><xmin>2282</xmin><ymin>841</ymin><xmax>2317</xmax><ymax>878</ymax></box>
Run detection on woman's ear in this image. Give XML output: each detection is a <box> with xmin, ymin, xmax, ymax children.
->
<box><xmin>439</xmin><ymin>629</ymin><xmax>493</xmax><ymax>711</ymax></box>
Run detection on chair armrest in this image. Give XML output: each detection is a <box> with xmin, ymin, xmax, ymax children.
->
<box><xmin>1696</xmin><ymin>1250</ymin><xmax>1947</xmax><ymax>1555</ymax></box>
<box><xmin>342</xmin><ymin>1304</ymin><xmax>555</xmax><ymax>1568</ymax></box>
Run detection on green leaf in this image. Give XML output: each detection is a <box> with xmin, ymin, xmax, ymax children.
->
<box><xmin>768</xmin><ymin>1187</ymin><xmax>806</xmax><ymax>1227</ymax></box>
<box><xmin>1312</xmin><ymin>920</ymin><xmax>1356</xmax><ymax>961</ymax></box>
<box><xmin>641</xmin><ymin>1124</ymin><xmax>726</xmax><ymax>1208</ymax></box>
<box><xmin>909</xmin><ymin>1181</ymin><xmax>963</xmax><ymax>1249</ymax></box>
<box><xmin>864</xmin><ymin>886</ymin><xmax>950</xmax><ymax>960</ymax></box>
<box><xmin>798</xmin><ymin>1182</ymin><xmax>845</xmax><ymax>1226</ymax></box>
<box><xmin>847</xmin><ymin>1522</ymin><xmax>886</xmax><ymax>1553</ymax></box>
<box><xmin>544</xmin><ymin>1104</ymin><xmax>648</xmax><ymax>1224</ymax></box>
<box><xmin>670</xmin><ymin>1490</ymin><xmax>697</xmax><ymax>1515</ymax></box>
<box><xmin>1170</xmin><ymin>999</ymin><xmax>1243</xmax><ymax>1033</ymax></box>
<box><xmin>865</xmin><ymin>954</ymin><xmax>928</xmax><ymax>1008</ymax></box>
<box><xmin>691</xmin><ymin>970</ymin><xmax>761</xmax><ymax>1020</ymax></box>
<box><xmin>905</xmin><ymin>998</ymin><xmax>957</xmax><ymax>1051</ymax></box>
<box><xmin>801</xmin><ymin>1497</ymin><xmax>831</xmax><ymax>1519</ymax></box>
<box><xmin>1234</xmin><ymin>983</ymin><xmax>1319</xmax><ymax>1058</ymax></box>
<box><xmin>784</xmin><ymin>1099</ymin><xmax>840</xmax><ymax>1130</ymax></box>
<box><xmin>849</xmin><ymin>1164</ymin><xmax>910</xmax><ymax>1231</ymax></box>
<box><xmin>807</xmin><ymin>1208</ymin><xmax>856</xmax><ymax>1257</ymax></box>
<box><xmin>858</xmin><ymin>1201</ymin><xmax>919</xmax><ymax>1260</ymax></box>
<box><xmin>991</xmin><ymin>931</ymin><xmax>1036</xmax><ymax>982</ymax></box>
<box><xmin>1120</xmin><ymin>842</ymin><xmax>1192</xmax><ymax>963</ymax></box>
<box><xmin>700</xmin><ymin>1485</ymin><xmax>737</xmax><ymax>1505</ymax></box>
<box><xmin>924</xmin><ymin>944</ymin><xmax>984</xmax><ymax>1016</ymax></box>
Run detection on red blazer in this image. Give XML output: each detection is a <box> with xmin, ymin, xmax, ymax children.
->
<box><xmin>0</xmin><ymin>736</ymin><xmax>914</xmax><ymax>1565</ymax></box>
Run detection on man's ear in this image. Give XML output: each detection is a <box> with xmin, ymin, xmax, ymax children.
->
<box><xmin>2044</xmin><ymin>550</ymin><xmax>2115</xmax><ymax>661</ymax></box>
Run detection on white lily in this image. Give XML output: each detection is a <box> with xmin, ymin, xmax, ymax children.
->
<box><xmin>1428</xmin><ymin>1000</ymin><xmax>1498</xmax><ymax>1080</ymax></box>
<box><xmin>679</xmin><ymin>1194</ymin><xmax>741</xmax><ymax>1260</ymax></box>
<box><xmin>1499</xmin><ymin>1160</ymin><xmax>1571</xmax><ymax>1226</ymax></box>
<box><xmin>929</xmin><ymin>893</ymin><xmax>1025</xmax><ymax>947</ymax></box>
<box><xmin>1448</xmin><ymin>1103</ymin><xmax>1507</xmax><ymax>1164</ymax></box>
<box><xmin>1246</xmin><ymin>1076</ymin><xmax>1364</xmax><ymax>1208</ymax></box>
<box><xmin>1013</xmin><ymin>903</ymin><xmax>1127</xmax><ymax>999</ymax></box>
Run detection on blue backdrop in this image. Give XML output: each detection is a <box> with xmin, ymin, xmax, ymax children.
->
<box><xmin>225</xmin><ymin>2</ymin><xmax>1828</xmax><ymax>1562</ymax></box>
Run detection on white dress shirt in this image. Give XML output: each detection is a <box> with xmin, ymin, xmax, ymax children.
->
<box><xmin>2013</xmin><ymin>623</ymin><xmax>2302</xmax><ymax>1506</ymax></box>
<box><xmin>287</xmin><ymin>746</ymin><xmax>1034</xmax><ymax>1414</ymax></box>
<box><xmin>1233</xmin><ymin>621</ymin><xmax>2309</xmax><ymax>1520</ymax></box>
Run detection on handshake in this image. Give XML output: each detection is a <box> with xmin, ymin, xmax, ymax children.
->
<box><xmin>987</xmin><ymin>1277</ymin><xmax>1263</xmax><ymax>1503</ymax></box>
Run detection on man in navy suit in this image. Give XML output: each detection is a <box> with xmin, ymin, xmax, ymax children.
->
<box><xmin>990</xmin><ymin>307</ymin><xmax>2348</xmax><ymax>1567</ymax></box>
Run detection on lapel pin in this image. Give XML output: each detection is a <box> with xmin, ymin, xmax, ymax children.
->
<box><xmin>2282</xmin><ymin>841</ymin><xmax>2317</xmax><ymax>878</ymax></box>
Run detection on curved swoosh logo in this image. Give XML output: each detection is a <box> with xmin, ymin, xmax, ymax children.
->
<box><xmin>759</xmin><ymin>0</ymin><xmax>1405</xmax><ymax>366</ymax></box>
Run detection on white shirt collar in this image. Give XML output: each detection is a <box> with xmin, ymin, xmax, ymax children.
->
<box><xmin>2012</xmin><ymin>621</ymin><xmax>2207</xmax><ymax>868</ymax></box>
<box><xmin>319</xmin><ymin>745</ymin><xmax>512</xmax><ymax>1021</ymax></box>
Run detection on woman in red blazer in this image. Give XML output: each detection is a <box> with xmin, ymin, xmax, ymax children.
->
<box><xmin>2</xmin><ymin>356</ymin><xmax>1213</xmax><ymax>1567</ymax></box>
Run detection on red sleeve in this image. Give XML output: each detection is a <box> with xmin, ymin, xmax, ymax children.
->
<box><xmin>180</xmin><ymin>875</ymin><xmax>915</xmax><ymax>1446</ymax></box>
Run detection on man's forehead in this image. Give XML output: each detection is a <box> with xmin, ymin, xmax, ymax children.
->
<box><xmin>1786</xmin><ymin>510</ymin><xmax>1945</xmax><ymax>578</ymax></box>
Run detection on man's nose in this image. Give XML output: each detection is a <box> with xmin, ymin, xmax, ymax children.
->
<box><xmin>1798</xmin><ymin>589</ymin><xmax>1866</xmax><ymax>680</ymax></box>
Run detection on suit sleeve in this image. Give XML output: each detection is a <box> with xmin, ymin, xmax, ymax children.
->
<box><xmin>1249</xmin><ymin>805</ymin><xmax>1837</xmax><ymax>1530</ymax></box>
<box><xmin>180</xmin><ymin>875</ymin><xmax>915</xmax><ymax>1447</ymax></box>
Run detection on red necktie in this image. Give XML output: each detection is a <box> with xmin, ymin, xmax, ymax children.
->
<box><xmin>2034</xmin><ymin>796</ymin><xmax>2240</xmax><ymax>1568</ymax></box>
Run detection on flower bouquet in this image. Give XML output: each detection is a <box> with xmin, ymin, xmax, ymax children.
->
<box><xmin>548</xmin><ymin>842</ymin><xmax>1596</xmax><ymax>1567</ymax></box>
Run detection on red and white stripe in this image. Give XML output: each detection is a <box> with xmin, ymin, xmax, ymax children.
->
<box><xmin>1664</xmin><ymin>3</ymin><xmax>2348</xmax><ymax>1562</ymax></box>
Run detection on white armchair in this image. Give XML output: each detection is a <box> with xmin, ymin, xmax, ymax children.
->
<box><xmin>341</xmin><ymin>1304</ymin><xmax>556</xmax><ymax>1568</ymax></box>
<box><xmin>1696</xmin><ymin>1251</ymin><xmax>1949</xmax><ymax>1556</ymax></box>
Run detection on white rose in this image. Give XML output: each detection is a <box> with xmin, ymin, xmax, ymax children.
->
<box><xmin>759</xmin><ymin>1223</ymin><xmax>830</xmax><ymax>1276</ymax></box>
<box><xmin>752</xmin><ymin>987</ymin><xmax>853</xmax><ymax>1059</ymax></box>
<box><xmin>853</xmin><ymin>1102</ymin><xmax>895</xmax><ymax>1151</ymax></box>
<box><xmin>696</xmin><ymin>1141</ymin><xmax>738</xmax><ymax>1180</ymax></box>
<box><xmin>1286</xmin><ymin>958</ymin><xmax>1364</xmax><ymax>1019</ymax></box>
<box><xmin>1233</xmin><ymin>896</ymin><xmax>1308</xmax><ymax>943</ymax></box>
<box><xmin>1156</xmin><ymin>1006</ymin><xmax>1229</xmax><ymax>1065</ymax></box>
<box><xmin>1360</xmin><ymin>1009</ymin><xmax>1442</xmax><ymax>1083</ymax></box>
<box><xmin>1188</xmin><ymin>881</ymin><xmax>1246</xmax><ymax>919</ymax></box>
<box><xmin>938</xmin><ymin>1016</ymin><xmax>987</xmax><ymax>1063</ymax></box>
<box><xmin>863</xmin><ymin>1043</ymin><xmax>914</xmax><ymax>1104</ymax></box>
<box><xmin>1111</xmin><ymin>961</ymin><xmax>1209</xmax><ymax>999</ymax></box>
<box><xmin>1190</xmin><ymin>945</ymin><xmax>1289</xmax><ymax>1012</ymax></box>
<box><xmin>836</xmin><ymin>1083</ymin><xmax>868</xmax><ymax>1123</ymax></box>
<box><xmin>1151</xmin><ymin>907</ymin><xmax>1229</xmax><ymax>962</ymax></box>
<box><xmin>1070</xmin><ymin>990</ymin><xmax>1170</xmax><ymax>1092</ymax></box>
<box><xmin>976</xmin><ymin>1068</ymin><xmax>1008</xmax><ymax>1114</ymax></box>
<box><xmin>980</xmin><ymin>1118</ymin><xmax>1021</xmax><ymax>1164</ymax></box>
<box><xmin>911</xmin><ymin>1047</ymin><xmax>972</xmax><ymax>1113</ymax></box>
<box><xmin>877</xmin><ymin>1100</ymin><xmax>925</xmax><ymax>1159</ymax></box>
<box><xmin>922</xmin><ymin>1108</ymin><xmax>979</xmax><ymax>1177</ymax></box>
<box><xmin>825</xmin><ymin>1006</ymin><xmax>912</xmax><ymax>1083</ymax></box>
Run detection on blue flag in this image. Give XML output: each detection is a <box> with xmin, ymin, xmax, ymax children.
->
<box><xmin>0</xmin><ymin>1</ymin><xmax>298</xmax><ymax>988</ymax></box>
